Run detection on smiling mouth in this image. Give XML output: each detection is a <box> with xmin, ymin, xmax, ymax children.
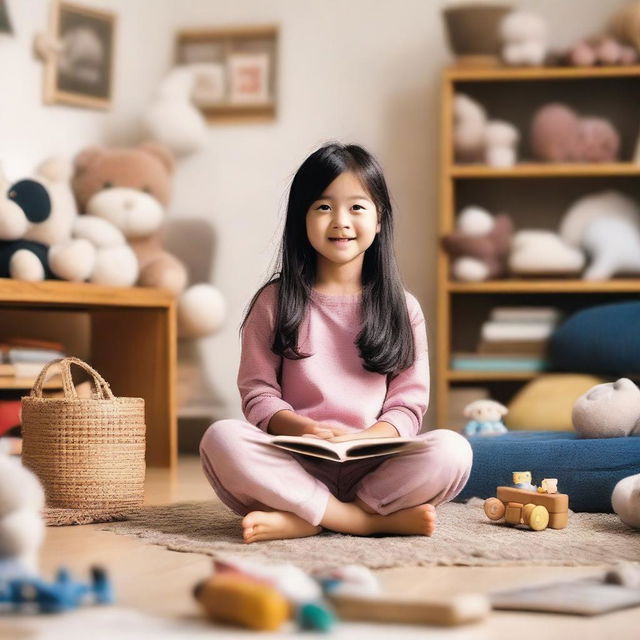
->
<box><xmin>329</xmin><ymin>237</ymin><xmax>356</xmax><ymax>242</ymax></box>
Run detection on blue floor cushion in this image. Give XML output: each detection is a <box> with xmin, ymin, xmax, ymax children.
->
<box><xmin>457</xmin><ymin>431</ymin><xmax>640</xmax><ymax>512</ymax></box>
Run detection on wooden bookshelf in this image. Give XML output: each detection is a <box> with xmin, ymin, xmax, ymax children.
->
<box><xmin>0</xmin><ymin>279</ymin><xmax>177</xmax><ymax>468</ymax></box>
<box><xmin>436</xmin><ymin>64</ymin><xmax>640</xmax><ymax>428</ymax></box>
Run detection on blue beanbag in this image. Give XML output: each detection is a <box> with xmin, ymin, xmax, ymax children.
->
<box><xmin>457</xmin><ymin>431</ymin><xmax>640</xmax><ymax>512</ymax></box>
<box><xmin>550</xmin><ymin>301</ymin><xmax>640</xmax><ymax>374</ymax></box>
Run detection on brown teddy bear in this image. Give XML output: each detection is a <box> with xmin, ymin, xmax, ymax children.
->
<box><xmin>72</xmin><ymin>143</ymin><xmax>225</xmax><ymax>338</ymax></box>
<box><xmin>442</xmin><ymin>206</ymin><xmax>513</xmax><ymax>281</ymax></box>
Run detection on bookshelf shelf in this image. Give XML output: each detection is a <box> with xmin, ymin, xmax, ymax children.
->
<box><xmin>448</xmin><ymin>279</ymin><xmax>640</xmax><ymax>294</ymax></box>
<box><xmin>449</xmin><ymin>163</ymin><xmax>640</xmax><ymax>179</ymax></box>
<box><xmin>447</xmin><ymin>370</ymin><xmax>540</xmax><ymax>382</ymax></box>
<box><xmin>445</xmin><ymin>64</ymin><xmax>640</xmax><ymax>82</ymax></box>
<box><xmin>437</xmin><ymin>64</ymin><xmax>640</xmax><ymax>429</ymax></box>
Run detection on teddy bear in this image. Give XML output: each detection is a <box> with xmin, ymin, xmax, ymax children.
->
<box><xmin>559</xmin><ymin>190</ymin><xmax>640</xmax><ymax>280</ymax></box>
<box><xmin>441</xmin><ymin>206</ymin><xmax>513</xmax><ymax>282</ymax></box>
<box><xmin>462</xmin><ymin>399</ymin><xmax>509</xmax><ymax>437</ymax></box>
<box><xmin>453</xmin><ymin>94</ymin><xmax>519</xmax><ymax>168</ymax></box>
<box><xmin>529</xmin><ymin>103</ymin><xmax>620</xmax><ymax>163</ymax></box>
<box><xmin>572</xmin><ymin>378</ymin><xmax>640</xmax><ymax>439</ymax></box>
<box><xmin>71</xmin><ymin>143</ymin><xmax>226</xmax><ymax>338</ymax></box>
<box><xmin>499</xmin><ymin>11</ymin><xmax>548</xmax><ymax>66</ymax></box>
<box><xmin>0</xmin><ymin>157</ymin><xmax>138</xmax><ymax>286</ymax></box>
<box><xmin>0</xmin><ymin>451</ymin><xmax>45</xmax><ymax>579</ymax></box>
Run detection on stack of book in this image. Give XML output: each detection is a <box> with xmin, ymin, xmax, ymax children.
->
<box><xmin>451</xmin><ymin>307</ymin><xmax>561</xmax><ymax>373</ymax></box>
<box><xmin>0</xmin><ymin>338</ymin><xmax>65</xmax><ymax>389</ymax></box>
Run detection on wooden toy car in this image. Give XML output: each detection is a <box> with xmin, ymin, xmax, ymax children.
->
<box><xmin>484</xmin><ymin>486</ymin><xmax>569</xmax><ymax>531</ymax></box>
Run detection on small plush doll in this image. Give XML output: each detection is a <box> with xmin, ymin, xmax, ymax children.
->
<box><xmin>499</xmin><ymin>11</ymin><xmax>548</xmax><ymax>66</ymax></box>
<box><xmin>453</xmin><ymin>94</ymin><xmax>519</xmax><ymax>167</ymax></box>
<box><xmin>442</xmin><ymin>206</ymin><xmax>513</xmax><ymax>282</ymax></box>
<box><xmin>463</xmin><ymin>399</ymin><xmax>509</xmax><ymax>437</ymax></box>
<box><xmin>572</xmin><ymin>378</ymin><xmax>640</xmax><ymax>438</ymax></box>
<box><xmin>72</xmin><ymin>143</ymin><xmax>226</xmax><ymax>338</ymax></box>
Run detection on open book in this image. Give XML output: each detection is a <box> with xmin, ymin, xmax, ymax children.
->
<box><xmin>266</xmin><ymin>435</ymin><xmax>425</xmax><ymax>462</ymax></box>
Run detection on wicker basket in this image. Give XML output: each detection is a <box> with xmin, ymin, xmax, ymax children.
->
<box><xmin>21</xmin><ymin>357</ymin><xmax>145</xmax><ymax>515</ymax></box>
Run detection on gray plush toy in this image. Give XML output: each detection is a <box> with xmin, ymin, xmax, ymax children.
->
<box><xmin>572</xmin><ymin>378</ymin><xmax>640</xmax><ymax>438</ymax></box>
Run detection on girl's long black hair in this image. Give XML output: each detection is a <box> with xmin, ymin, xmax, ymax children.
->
<box><xmin>241</xmin><ymin>142</ymin><xmax>415</xmax><ymax>376</ymax></box>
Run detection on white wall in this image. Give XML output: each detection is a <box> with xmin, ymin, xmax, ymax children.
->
<box><xmin>0</xmin><ymin>0</ymin><xmax>628</xmax><ymax>426</ymax></box>
<box><xmin>0</xmin><ymin>0</ymin><xmax>172</xmax><ymax>174</ymax></box>
<box><xmin>168</xmin><ymin>0</ymin><xmax>627</xmax><ymax>425</ymax></box>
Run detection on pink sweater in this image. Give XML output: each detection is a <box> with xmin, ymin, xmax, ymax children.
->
<box><xmin>237</xmin><ymin>283</ymin><xmax>430</xmax><ymax>437</ymax></box>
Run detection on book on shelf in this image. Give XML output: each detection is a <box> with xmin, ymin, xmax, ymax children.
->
<box><xmin>266</xmin><ymin>435</ymin><xmax>426</xmax><ymax>462</ymax></box>
<box><xmin>477</xmin><ymin>339</ymin><xmax>549</xmax><ymax>356</ymax></box>
<box><xmin>489</xmin><ymin>307</ymin><xmax>562</xmax><ymax>324</ymax></box>
<box><xmin>480</xmin><ymin>321</ymin><xmax>555</xmax><ymax>342</ymax></box>
<box><xmin>450</xmin><ymin>353</ymin><xmax>549</xmax><ymax>372</ymax></box>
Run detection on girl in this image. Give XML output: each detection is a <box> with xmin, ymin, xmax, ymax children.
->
<box><xmin>200</xmin><ymin>143</ymin><xmax>472</xmax><ymax>544</ymax></box>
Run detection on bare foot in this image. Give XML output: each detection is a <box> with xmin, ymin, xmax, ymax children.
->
<box><xmin>242</xmin><ymin>510</ymin><xmax>322</xmax><ymax>544</ymax></box>
<box><xmin>370</xmin><ymin>504</ymin><xmax>437</xmax><ymax>537</ymax></box>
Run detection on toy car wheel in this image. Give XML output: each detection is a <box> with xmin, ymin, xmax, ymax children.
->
<box><xmin>525</xmin><ymin>504</ymin><xmax>549</xmax><ymax>531</ymax></box>
<box><xmin>484</xmin><ymin>497</ymin><xmax>505</xmax><ymax>520</ymax></box>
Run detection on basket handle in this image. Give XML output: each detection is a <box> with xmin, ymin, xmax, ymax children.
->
<box><xmin>30</xmin><ymin>357</ymin><xmax>115</xmax><ymax>400</ymax></box>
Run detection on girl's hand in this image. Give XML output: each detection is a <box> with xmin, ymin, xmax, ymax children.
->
<box><xmin>304</xmin><ymin>422</ymin><xmax>349</xmax><ymax>440</ymax></box>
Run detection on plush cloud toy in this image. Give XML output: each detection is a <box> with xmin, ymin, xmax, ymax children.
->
<box><xmin>499</xmin><ymin>11</ymin><xmax>548</xmax><ymax>66</ymax></box>
<box><xmin>559</xmin><ymin>191</ymin><xmax>640</xmax><ymax>280</ymax></box>
<box><xmin>0</xmin><ymin>158</ymin><xmax>138</xmax><ymax>286</ymax></box>
<box><xmin>72</xmin><ymin>143</ymin><xmax>226</xmax><ymax>338</ymax></box>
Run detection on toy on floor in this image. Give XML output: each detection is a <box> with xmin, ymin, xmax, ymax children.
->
<box><xmin>0</xmin><ymin>566</ymin><xmax>113</xmax><ymax>614</ymax></box>
<box><xmin>0</xmin><ymin>450</ymin><xmax>45</xmax><ymax>575</ymax></box>
<box><xmin>572</xmin><ymin>378</ymin><xmax>640</xmax><ymax>439</ymax></box>
<box><xmin>314</xmin><ymin>564</ymin><xmax>490</xmax><ymax>627</ymax></box>
<box><xmin>195</xmin><ymin>558</ymin><xmax>335</xmax><ymax>632</ymax></box>
<box><xmin>441</xmin><ymin>207</ymin><xmax>513</xmax><ymax>282</ymax></box>
<box><xmin>611</xmin><ymin>473</ymin><xmax>640</xmax><ymax>529</ymax></box>
<box><xmin>194</xmin><ymin>573</ymin><xmax>290</xmax><ymax>631</ymax></box>
<box><xmin>499</xmin><ymin>10</ymin><xmax>548</xmax><ymax>66</ymax></box>
<box><xmin>559</xmin><ymin>191</ymin><xmax>640</xmax><ymax>280</ymax></box>
<box><xmin>453</xmin><ymin>94</ymin><xmax>519</xmax><ymax>167</ymax></box>
<box><xmin>72</xmin><ymin>144</ymin><xmax>226</xmax><ymax>338</ymax></box>
<box><xmin>484</xmin><ymin>478</ymin><xmax>569</xmax><ymax>531</ymax></box>
<box><xmin>463</xmin><ymin>399</ymin><xmax>509</xmax><ymax>437</ymax></box>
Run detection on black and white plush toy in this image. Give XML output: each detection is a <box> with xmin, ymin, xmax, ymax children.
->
<box><xmin>0</xmin><ymin>158</ymin><xmax>138</xmax><ymax>285</ymax></box>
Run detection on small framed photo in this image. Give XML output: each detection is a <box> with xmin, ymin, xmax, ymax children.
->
<box><xmin>44</xmin><ymin>1</ymin><xmax>116</xmax><ymax>109</ymax></box>
<box><xmin>176</xmin><ymin>25</ymin><xmax>278</xmax><ymax>123</ymax></box>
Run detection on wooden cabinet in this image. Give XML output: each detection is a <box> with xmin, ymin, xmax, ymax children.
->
<box><xmin>437</xmin><ymin>64</ymin><xmax>640</xmax><ymax>428</ymax></box>
<box><xmin>0</xmin><ymin>279</ymin><xmax>177</xmax><ymax>468</ymax></box>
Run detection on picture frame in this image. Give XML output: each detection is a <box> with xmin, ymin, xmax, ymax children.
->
<box><xmin>0</xmin><ymin>0</ymin><xmax>13</xmax><ymax>34</ymax></box>
<box><xmin>176</xmin><ymin>25</ymin><xmax>278</xmax><ymax>123</ymax></box>
<box><xmin>43</xmin><ymin>1</ymin><xmax>116</xmax><ymax>109</ymax></box>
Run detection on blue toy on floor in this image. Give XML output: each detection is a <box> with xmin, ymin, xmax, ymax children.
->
<box><xmin>0</xmin><ymin>564</ymin><xmax>113</xmax><ymax>614</ymax></box>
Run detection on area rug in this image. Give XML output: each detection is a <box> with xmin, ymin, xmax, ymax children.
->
<box><xmin>101</xmin><ymin>498</ymin><xmax>640</xmax><ymax>571</ymax></box>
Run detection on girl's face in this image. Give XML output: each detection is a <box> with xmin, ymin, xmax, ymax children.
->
<box><xmin>305</xmin><ymin>171</ymin><xmax>381</xmax><ymax>270</ymax></box>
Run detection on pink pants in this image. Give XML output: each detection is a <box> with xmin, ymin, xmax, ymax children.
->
<box><xmin>199</xmin><ymin>420</ymin><xmax>473</xmax><ymax>527</ymax></box>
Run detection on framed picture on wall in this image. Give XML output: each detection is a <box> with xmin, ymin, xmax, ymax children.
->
<box><xmin>176</xmin><ymin>25</ymin><xmax>278</xmax><ymax>123</ymax></box>
<box><xmin>0</xmin><ymin>0</ymin><xmax>13</xmax><ymax>34</ymax></box>
<box><xmin>43</xmin><ymin>1</ymin><xmax>116</xmax><ymax>109</ymax></box>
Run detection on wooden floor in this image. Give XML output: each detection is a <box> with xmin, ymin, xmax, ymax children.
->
<box><xmin>1</xmin><ymin>456</ymin><xmax>638</xmax><ymax>639</ymax></box>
